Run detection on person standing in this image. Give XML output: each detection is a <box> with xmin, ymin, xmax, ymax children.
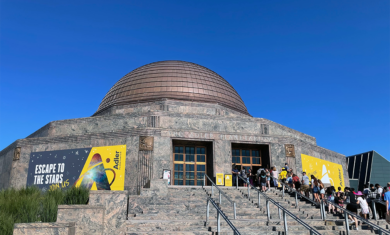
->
<box><xmin>248</xmin><ymin>168</ymin><xmax>254</xmax><ymax>186</ymax></box>
<box><xmin>375</xmin><ymin>184</ymin><xmax>385</xmax><ymax>219</ymax></box>
<box><xmin>265</xmin><ymin>169</ymin><xmax>271</xmax><ymax>191</ymax></box>
<box><xmin>284</xmin><ymin>163</ymin><xmax>289</xmax><ymax>171</ymax></box>
<box><xmin>355</xmin><ymin>191</ymin><xmax>370</xmax><ymax>220</ymax></box>
<box><xmin>346</xmin><ymin>188</ymin><xmax>359</xmax><ymax>228</ymax></box>
<box><xmin>319</xmin><ymin>180</ymin><xmax>325</xmax><ymax>200</ymax></box>
<box><xmin>259</xmin><ymin>170</ymin><xmax>267</xmax><ymax>192</ymax></box>
<box><xmin>311</xmin><ymin>175</ymin><xmax>320</xmax><ymax>203</ymax></box>
<box><xmin>241</xmin><ymin>168</ymin><xmax>247</xmax><ymax>187</ymax></box>
<box><xmin>384</xmin><ymin>183</ymin><xmax>390</xmax><ymax>224</ymax></box>
<box><xmin>301</xmin><ymin>172</ymin><xmax>310</xmax><ymax>197</ymax></box>
<box><xmin>271</xmin><ymin>167</ymin><xmax>278</xmax><ymax>188</ymax></box>
<box><xmin>232</xmin><ymin>166</ymin><xmax>239</xmax><ymax>186</ymax></box>
<box><xmin>293</xmin><ymin>174</ymin><xmax>301</xmax><ymax>191</ymax></box>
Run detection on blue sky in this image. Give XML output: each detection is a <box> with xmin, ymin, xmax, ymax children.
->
<box><xmin>0</xmin><ymin>1</ymin><xmax>389</xmax><ymax>161</ymax></box>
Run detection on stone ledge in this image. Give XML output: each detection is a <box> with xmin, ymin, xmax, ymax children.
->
<box><xmin>90</xmin><ymin>190</ymin><xmax>128</xmax><ymax>195</ymax></box>
<box><xmin>13</xmin><ymin>222</ymin><xmax>76</xmax><ymax>235</ymax></box>
<box><xmin>58</xmin><ymin>205</ymin><xmax>105</xmax><ymax>209</ymax></box>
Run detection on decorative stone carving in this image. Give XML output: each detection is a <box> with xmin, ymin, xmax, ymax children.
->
<box><xmin>261</xmin><ymin>124</ymin><xmax>269</xmax><ymax>135</ymax></box>
<box><xmin>13</xmin><ymin>147</ymin><xmax>21</xmax><ymax>161</ymax></box>
<box><xmin>139</xmin><ymin>136</ymin><xmax>154</xmax><ymax>151</ymax></box>
<box><xmin>285</xmin><ymin>144</ymin><xmax>295</xmax><ymax>157</ymax></box>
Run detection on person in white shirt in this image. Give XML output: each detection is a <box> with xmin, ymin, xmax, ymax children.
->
<box><xmin>356</xmin><ymin>191</ymin><xmax>370</xmax><ymax>220</ymax></box>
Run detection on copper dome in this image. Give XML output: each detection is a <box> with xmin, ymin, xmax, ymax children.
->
<box><xmin>94</xmin><ymin>61</ymin><xmax>249</xmax><ymax>115</ymax></box>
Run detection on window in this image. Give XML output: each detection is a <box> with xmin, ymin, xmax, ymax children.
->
<box><xmin>231</xmin><ymin>148</ymin><xmax>262</xmax><ymax>170</ymax></box>
<box><xmin>173</xmin><ymin>146</ymin><xmax>207</xmax><ymax>186</ymax></box>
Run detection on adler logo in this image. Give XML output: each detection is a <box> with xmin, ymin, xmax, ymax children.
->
<box><xmin>114</xmin><ymin>151</ymin><xmax>121</xmax><ymax>170</ymax></box>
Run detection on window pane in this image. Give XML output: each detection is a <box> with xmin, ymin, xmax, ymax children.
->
<box><xmin>197</xmin><ymin>180</ymin><xmax>203</xmax><ymax>186</ymax></box>
<box><xmin>175</xmin><ymin>154</ymin><xmax>183</xmax><ymax>161</ymax></box>
<box><xmin>197</xmin><ymin>165</ymin><xmax>205</xmax><ymax>171</ymax></box>
<box><xmin>243</xmin><ymin>157</ymin><xmax>250</xmax><ymax>164</ymax></box>
<box><xmin>232</xmin><ymin>149</ymin><xmax>239</xmax><ymax>156</ymax></box>
<box><xmin>242</xmin><ymin>150</ymin><xmax>250</xmax><ymax>156</ymax></box>
<box><xmin>197</xmin><ymin>172</ymin><xmax>205</xmax><ymax>179</ymax></box>
<box><xmin>253</xmin><ymin>158</ymin><xmax>260</xmax><ymax>164</ymax></box>
<box><xmin>186</xmin><ymin>172</ymin><xmax>195</xmax><ymax>179</ymax></box>
<box><xmin>186</xmin><ymin>164</ymin><xmax>194</xmax><ymax>171</ymax></box>
<box><xmin>197</xmin><ymin>148</ymin><xmax>205</xmax><ymax>154</ymax></box>
<box><xmin>252</xmin><ymin>150</ymin><xmax>259</xmax><ymax>157</ymax></box>
<box><xmin>174</xmin><ymin>180</ymin><xmax>183</xmax><ymax>185</ymax></box>
<box><xmin>197</xmin><ymin>155</ymin><xmax>205</xmax><ymax>162</ymax></box>
<box><xmin>174</xmin><ymin>172</ymin><xmax>183</xmax><ymax>179</ymax></box>
<box><xmin>174</xmin><ymin>164</ymin><xmax>183</xmax><ymax>171</ymax></box>
<box><xmin>186</xmin><ymin>155</ymin><xmax>195</xmax><ymax>162</ymax></box>
<box><xmin>175</xmin><ymin>147</ymin><xmax>183</xmax><ymax>153</ymax></box>
<box><xmin>186</xmin><ymin>180</ymin><xmax>195</xmax><ymax>185</ymax></box>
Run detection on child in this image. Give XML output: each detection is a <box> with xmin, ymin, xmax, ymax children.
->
<box><xmin>356</xmin><ymin>191</ymin><xmax>370</xmax><ymax>220</ymax></box>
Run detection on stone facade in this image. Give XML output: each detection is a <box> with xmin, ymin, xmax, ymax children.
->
<box><xmin>0</xmin><ymin>99</ymin><xmax>349</xmax><ymax>191</ymax></box>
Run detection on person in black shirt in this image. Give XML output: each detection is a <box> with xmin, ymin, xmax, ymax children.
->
<box><xmin>346</xmin><ymin>189</ymin><xmax>358</xmax><ymax>227</ymax></box>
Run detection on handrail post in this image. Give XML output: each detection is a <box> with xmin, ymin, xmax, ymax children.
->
<box><xmin>282</xmin><ymin>184</ymin><xmax>285</xmax><ymax>198</ymax></box>
<box><xmin>203</xmin><ymin>175</ymin><xmax>205</xmax><ymax>187</ymax></box>
<box><xmin>322</xmin><ymin>200</ymin><xmax>326</xmax><ymax>221</ymax></box>
<box><xmin>344</xmin><ymin>210</ymin><xmax>350</xmax><ymax>235</ymax></box>
<box><xmin>206</xmin><ymin>198</ymin><xmax>210</xmax><ymax>223</ymax></box>
<box><xmin>283</xmin><ymin>210</ymin><xmax>288</xmax><ymax>235</ymax></box>
<box><xmin>266</xmin><ymin>199</ymin><xmax>270</xmax><ymax>221</ymax></box>
<box><xmin>295</xmin><ymin>191</ymin><xmax>298</xmax><ymax>208</ymax></box>
<box><xmin>372</xmin><ymin>201</ymin><xmax>377</xmax><ymax>220</ymax></box>
<box><xmin>219</xmin><ymin>190</ymin><xmax>222</xmax><ymax>204</ymax></box>
<box><xmin>278</xmin><ymin>207</ymin><xmax>281</xmax><ymax>219</ymax></box>
<box><xmin>320</xmin><ymin>199</ymin><xmax>324</xmax><ymax>220</ymax></box>
<box><xmin>233</xmin><ymin>202</ymin><xmax>237</xmax><ymax>219</ymax></box>
<box><xmin>212</xmin><ymin>184</ymin><xmax>214</xmax><ymax>197</ymax></box>
<box><xmin>236</xmin><ymin>175</ymin><xmax>238</xmax><ymax>189</ymax></box>
<box><xmin>258</xmin><ymin>191</ymin><xmax>261</xmax><ymax>208</ymax></box>
<box><xmin>247</xmin><ymin>183</ymin><xmax>250</xmax><ymax>199</ymax></box>
<box><xmin>217</xmin><ymin>210</ymin><xmax>221</xmax><ymax>233</ymax></box>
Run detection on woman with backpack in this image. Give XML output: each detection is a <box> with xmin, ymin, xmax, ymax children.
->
<box><xmin>259</xmin><ymin>170</ymin><xmax>267</xmax><ymax>192</ymax></box>
<box><xmin>293</xmin><ymin>174</ymin><xmax>301</xmax><ymax>191</ymax></box>
<box><xmin>326</xmin><ymin>186</ymin><xmax>336</xmax><ymax>214</ymax></box>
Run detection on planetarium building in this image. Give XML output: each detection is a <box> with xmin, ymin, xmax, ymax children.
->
<box><xmin>0</xmin><ymin>61</ymin><xmax>349</xmax><ymax>193</ymax></box>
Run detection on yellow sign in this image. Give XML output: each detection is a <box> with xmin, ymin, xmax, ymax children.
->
<box><xmin>225</xmin><ymin>174</ymin><xmax>232</xmax><ymax>186</ymax></box>
<box><xmin>75</xmin><ymin>145</ymin><xmax>126</xmax><ymax>191</ymax></box>
<box><xmin>301</xmin><ymin>154</ymin><xmax>345</xmax><ymax>191</ymax></box>
<box><xmin>216</xmin><ymin>173</ymin><xmax>224</xmax><ymax>185</ymax></box>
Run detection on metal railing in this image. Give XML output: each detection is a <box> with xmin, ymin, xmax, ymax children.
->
<box><xmin>323</xmin><ymin>199</ymin><xmax>389</xmax><ymax>235</ymax></box>
<box><xmin>236</xmin><ymin>174</ymin><xmax>321</xmax><ymax>235</ymax></box>
<box><xmin>271</xmin><ymin>176</ymin><xmax>327</xmax><ymax>219</ymax></box>
<box><xmin>372</xmin><ymin>199</ymin><xmax>388</xmax><ymax>221</ymax></box>
<box><xmin>206</xmin><ymin>196</ymin><xmax>241</xmax><ymax>235</ymax></box>
<box><xmin>203</xmin><ymin>174</ymin><xmax>237</xmax><ymax>219</ymax></box>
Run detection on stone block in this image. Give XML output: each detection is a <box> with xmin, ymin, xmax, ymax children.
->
<box><xmin>13</xmin><ymin>222</ymin><xmax>75</xmax><ymax>235</ymax></box>
<box><xmin>89</xmin><ymin>190</ymin><xmax>128</xmax><ymax>234</ymax></box>
<box><xmin>57</xmin><ymin>205</ymin><xmax>104</xmax><ymax>235</ymax></box>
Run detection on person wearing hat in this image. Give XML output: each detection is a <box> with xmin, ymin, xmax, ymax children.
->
<box><xmin>284</xmin><ymin>163</ymin><xmax>289</xmax><ymax>171</ymax></box>
<box><xmin>356</xmin><ymin>191</ymin><xmax>370</xmax><ymax>220</ymax></box>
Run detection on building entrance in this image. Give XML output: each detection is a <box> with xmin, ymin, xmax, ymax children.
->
<box><xmin>172</xmin><ymin>140</ymin><xmax>213</xmax><ymax>186</ymax></box>
<box><xmin>231</xmin><ymin>143</ymin><xmax>270</xmax><ymax>174</ymax></box>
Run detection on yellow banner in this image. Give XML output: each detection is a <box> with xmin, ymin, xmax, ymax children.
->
<box><xmin>75</xmin><ymin>145</ymin><xmax>126</xmax><ymax>191</ymax></box>
<box><xmin>225</xmin><ymin>174</ymin><xmax>232</xmax><ymax>187</ymax></box>
<box><xmin>216</xmin><ymin>173</ymin><xmax>224</xmax><ymax>186</ymax></box>
<box><xmin>301</xmin><ymin>154</ymin><xmax>345</xmax><ymax>190</ymax></box>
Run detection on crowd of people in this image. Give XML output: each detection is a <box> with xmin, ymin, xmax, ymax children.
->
<box><xmin>232</xmin><ymin>163</ymin><xmax>390</xmax><ymax>226</ymax></box>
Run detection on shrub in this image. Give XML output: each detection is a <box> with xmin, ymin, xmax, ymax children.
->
<box><xmin>0</xmin><ymin>186</ymin><xmax>90</xmax><ymax>235</ymax></box>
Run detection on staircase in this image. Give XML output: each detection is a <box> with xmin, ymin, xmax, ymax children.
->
<box><xmin>13</xmin><ymin>180</ymin><xmax>390</xmax><ymax>235</ymax></box>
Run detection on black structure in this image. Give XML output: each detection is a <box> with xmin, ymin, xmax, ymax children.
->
<box><xmin>346</xmin><ymin>150</ymin><xmax>389</xmax><ymax>191</ymax></box>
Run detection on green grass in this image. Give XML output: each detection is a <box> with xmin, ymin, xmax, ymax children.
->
<box><xmin>0</xmin><ymin>186</ymin><xmax>90</xmax><ymax>235</ymax></box>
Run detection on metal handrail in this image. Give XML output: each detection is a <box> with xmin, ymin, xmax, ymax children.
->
<box><xmin>271</xmin><ymin>176</ymin><xmax>319</xmax><ymax>206</ymax></box>
<box><xmin>323</xmin><ymin>199</ymin><xmax>389</xmax><ymax>235</ymax></box>
<box><xmin>236</xmin><ymin>174</ymin><xmax>321</xmax><ymax>235</ymax></box>
<box><xmin>371</xmin><ymin>199</ymin><xmax>388</xmax><ymax>221</ymax></box>
<box><xmin>206</xmin><ymin>197</ymin><xmax>241</xmax><ymax>235</ymax></box>
<box><xmin>203</xmin><ymin>174</ymin><xmax>237</xmax><ymax>219</ymax></box>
